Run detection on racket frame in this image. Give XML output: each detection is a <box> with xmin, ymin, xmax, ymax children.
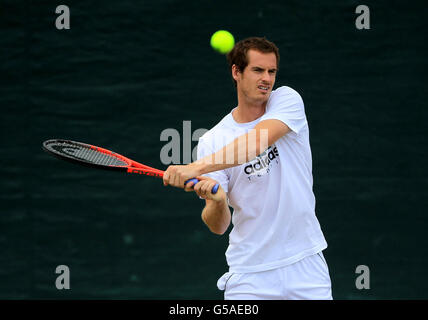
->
<box><xmin>42</xmin><ymin>139</ymin><xmax>218</xmax><ymax>193</ymax></box>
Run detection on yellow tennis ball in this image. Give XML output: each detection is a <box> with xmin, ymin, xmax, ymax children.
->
<box><xmin>210</xmin><ymin>30</ymin><xmax>235</xmax><ymax>54</ymax></box>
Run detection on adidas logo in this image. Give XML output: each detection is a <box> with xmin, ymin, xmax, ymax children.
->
<box><xmin>244</xmin><ymin>145</ymin><xmax>279</xmax><ymax>175</ymax></box>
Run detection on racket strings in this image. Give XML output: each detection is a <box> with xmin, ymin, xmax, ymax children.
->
<box><xmin>76</xmin><ymin>147</ymin><xmax>127</xmax><ymax>167</ymax></box>
<box><xmin>48</xmin><ymin>141</ymin><xmax>128</xmax><ymax>167</ymax></box>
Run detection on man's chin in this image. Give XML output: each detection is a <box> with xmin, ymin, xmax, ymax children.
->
<box><xmin>256</xmin><ymin>91</ymin><xmax>271</xmax><ymax>102</ymax></box>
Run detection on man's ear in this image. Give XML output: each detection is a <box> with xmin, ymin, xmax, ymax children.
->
<box><xmin>231</xmin><ymin>64</ymin><xmax>241</xmax><ymax>81</ymax></box>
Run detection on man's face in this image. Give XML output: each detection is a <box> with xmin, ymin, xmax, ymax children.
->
<box><xmin>233</xmin><ymin>49</ymin><xmax>277</xmax><ymax>105</ymax></box>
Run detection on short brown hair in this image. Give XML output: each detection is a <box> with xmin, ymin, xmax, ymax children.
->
<box><xmin>227</xmin><ymin>37</ymin><xmax>280</xmax><ymax>86</ymax></box>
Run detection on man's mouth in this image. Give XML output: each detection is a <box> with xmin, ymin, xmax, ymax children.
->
<box><xmin>258</xmin><ymin>85</ymin><xmax>270</xmax><ymax>92</ymax></box>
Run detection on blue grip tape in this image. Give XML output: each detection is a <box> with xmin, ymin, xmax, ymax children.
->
<box><xmin>185</xmin><ymin>178</ymin><xmax>219</xmax><ymax>194</ymax></box>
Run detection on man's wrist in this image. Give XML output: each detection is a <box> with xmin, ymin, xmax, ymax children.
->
<box><xmin>207</xmin><ymin>190</ymin><xmax>227</xmax><ymax>205</ymax></box>
<box><xmin>191</xmin><ymin>159</ymin><xmax>210</xmax><ymax>175</ymax></box>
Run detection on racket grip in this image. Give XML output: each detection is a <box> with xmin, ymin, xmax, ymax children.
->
<box><xmin>185</xmin><ymin>178</ymin><xmax>220</xmax><ymax>194</ymax></box>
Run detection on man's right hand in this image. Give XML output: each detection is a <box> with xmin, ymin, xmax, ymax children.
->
<box><xmin>185</xmin><ymin>176</ymin><xmax>226</xmax><ymax>202</ymax></box>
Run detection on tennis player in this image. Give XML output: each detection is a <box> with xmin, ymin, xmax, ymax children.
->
<box><xmin>163</xmin><ymin>37</ymin><xmax>332</xmax><ymax>300</ymax></box>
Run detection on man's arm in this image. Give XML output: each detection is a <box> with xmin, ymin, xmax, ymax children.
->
<box><xmin>163</xmin><ymin>119</ymin><xmax>290</xmax><ymax>188</ymax></box>
<box><xmin>189</xmin><ymin>176</ymin><xmax>231</xmax><ymax>235</ymax></box>
<box><xmin>201</xmin><ymin>198</ymin><xmax>231</xmax><ymax>235</ymax></box>
<box><xmin>197</xmin><ymin>118</ymin><xmax>290</xmax><ymax>172</ymax></box>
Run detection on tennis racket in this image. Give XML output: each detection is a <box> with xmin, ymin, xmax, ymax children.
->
<box><xmin>42</xmin><ymin>139</ymin><xmax>219</xmax><ymax>194</ymax></box>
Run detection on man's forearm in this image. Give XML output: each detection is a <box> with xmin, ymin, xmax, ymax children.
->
<box><xmin>201</xmin><ymin>198</ymin><xmax>231</xmax><ymax>235</ymax></box>
<box><xmin>196</xmin><ymin>128</ymin><xmax>267</xmax><ymax>174</ymax></box>
<box><xmin>195</xmin><ymin>120</ymin><xmax>289</xmax><ymax>175</ymax></box>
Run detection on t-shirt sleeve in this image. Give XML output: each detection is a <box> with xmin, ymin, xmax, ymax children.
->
<box><xmin>260</xmin><ymin>86</ymin><xmax>308</xmax><ymax>134</ymax></box>
<box><xmin>197</xmin><ymin>136</ymin><xmax>229</xmax><ymax>194</ymax></box>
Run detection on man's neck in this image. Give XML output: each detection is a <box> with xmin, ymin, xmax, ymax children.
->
<box><xmin>232</xmin><ymin>100</ymin><xmax>267</xmax><ymax>123</ymax></box>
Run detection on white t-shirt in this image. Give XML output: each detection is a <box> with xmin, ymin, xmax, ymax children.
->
<box><xmin>197</xmin><ymin>86</ymin><xmax>328</xmax><ymax>273</ymax></box>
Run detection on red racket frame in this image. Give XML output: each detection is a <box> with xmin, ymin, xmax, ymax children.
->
<box><xmin>87</xmin><ymin>144</ymin><xmax>165</xmax><ymax>178</ymax></box>
<box><xmin>42</xmin><ymin>139</ymin><xmax>218</xmax><ymax>193</ymax></box>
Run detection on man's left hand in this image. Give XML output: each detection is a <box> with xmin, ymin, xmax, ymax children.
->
<box><xmin>163</xmin><ymin>163</ymin><xmax>203</xmax><ymax>189</ymax></box>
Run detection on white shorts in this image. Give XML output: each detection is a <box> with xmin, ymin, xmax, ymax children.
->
<box><xmin>217</xmin><ymin>252</ymin><xmax>332</xmax><ymax>300</ymax></box>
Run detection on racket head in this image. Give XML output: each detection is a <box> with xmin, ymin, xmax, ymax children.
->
<box><xmin>42</xmin><ymin>139</ymin><xmax>132</xmax><ymax>171</ymax></box>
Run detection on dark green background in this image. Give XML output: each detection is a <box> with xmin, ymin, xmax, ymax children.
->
<box><xmin>1</xmin><ymin>0</ymin><xmax>427</xmax><ymax>299</ymax></box>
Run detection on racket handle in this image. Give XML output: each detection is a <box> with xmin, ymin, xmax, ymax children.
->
<box><xmin>185</xmin><ymin>178</ymin><xmax>220</xmax><ymax>194</ymax></box>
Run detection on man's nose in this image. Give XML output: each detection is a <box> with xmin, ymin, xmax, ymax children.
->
<box><xmin>261</xmin><ymin>71</ymin><xmax>271</xmax><ymax>82</ymax></box>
